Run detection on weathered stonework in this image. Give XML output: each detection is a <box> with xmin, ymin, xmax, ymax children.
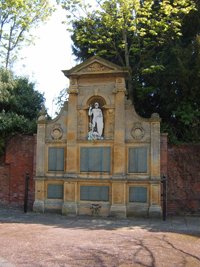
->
<box><xmin>33</xmin><ymin>56</ymin><xmax>162</xmax><ymax>217</ymax></box>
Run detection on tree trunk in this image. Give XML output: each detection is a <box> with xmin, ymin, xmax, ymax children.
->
<box><xmin>5</xmin><ymin>25</ymin><xmax>14</xmax><ymax>69</ymax></box>
<box><xmin>122</xmin><ymin>28</ymin><xmax>133</xmax><ymax>102</ymax></box>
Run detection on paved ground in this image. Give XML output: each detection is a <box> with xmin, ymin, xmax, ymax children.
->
<box><xmin>0</xmin><ymin>208</ymin><xmax>200</xmax><ymax>267</ymax></box>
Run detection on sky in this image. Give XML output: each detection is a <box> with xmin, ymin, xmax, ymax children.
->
<box><xmin>14</xmin><ymin>5</ymin><xmax>76</xmax><ymax>117</ymax></box>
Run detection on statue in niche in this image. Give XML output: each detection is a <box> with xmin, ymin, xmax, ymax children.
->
<box><xmin>88</xmin><ymin>102</ymin><xmax>104</xmax><ymax>140</ymax></box>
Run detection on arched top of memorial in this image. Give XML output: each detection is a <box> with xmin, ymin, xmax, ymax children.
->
<box><xmin>62</xmin><ymin>56</ymin><xmax>129</xmax><ymax>78</ymax></box>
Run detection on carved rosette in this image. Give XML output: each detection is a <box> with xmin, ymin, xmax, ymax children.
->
<box><xmin>51</xmin><ymin>124</ymin><xmax>63</xmax><ymax>140</ymax></box>
<box><xmin>131</xmin><ymin>122</ymin><xmax>145</xmax><ymax>140</ymax></box>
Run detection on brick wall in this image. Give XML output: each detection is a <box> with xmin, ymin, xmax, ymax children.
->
<box><xmin>160</xmin><ymin>134</ymin><xmax>168</xmax><ymax>177</ymax></box>
<box><xmin>0</xmin><ymin>164</ymin><xmax>10</xmax><ymax>205</ymax></box>
<box><xmin>160</xmin><ymin>135</ymin><xmax>200</xmax><ymax>215</ymax></box>
<box><xmin>0</xmin><ymin>134</ymin><xmax>200</xmax><ymax>214</ymax></box>
<box><xmin>167</xmin><ymin>144</ymin><xmax>200</xmax><ymax>215</ymax></box>
<box><xmin>0</xmin><ymin>135</ymin><xmax>36</xmax><ymax>209</ymax></box>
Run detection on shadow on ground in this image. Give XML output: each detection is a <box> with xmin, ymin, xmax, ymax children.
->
<box><xmin>0</xmin><ymin>208</ymin><xmax>200</xmax><ymax>267</ymax></box>
<box><xmin>0</xmin><ymin>207</ymin><xmax>199</xmax><ymax>237</ymax></box>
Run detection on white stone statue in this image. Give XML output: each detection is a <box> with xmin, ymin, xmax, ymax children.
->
<box><xmin>88</xmin><ymin>102</ymin><xmax>104</xmax><ymax>140</ymax></box>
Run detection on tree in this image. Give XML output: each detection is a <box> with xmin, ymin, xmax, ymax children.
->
<box><xmin>0</xmin><ymin>0</ymin><xmax>54</xmax><ymax>68</ymax></box>
<box><xmin>59</xmin><ymin>0</ymin><xmax>199</xmax><ymax>143</ymax></box>
<box><xmin>58</xmin><ymin>0</ymin><xmax>195</xmax><ymax>99</ymax></box>
<box><xmin>133</xmin><ymin>0</ymin><xmax>200</xmax><ymax>142</ymax></box>
<box><xmin>0</xmin><ymin>68</ymin><xmax>44</xmax><ymax>154</ymax></box>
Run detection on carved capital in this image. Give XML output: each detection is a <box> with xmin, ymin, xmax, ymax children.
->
<box><xmin>117</xmin><ymin>87</ymin><xmax>126</xmax><ymax>92</ymax></box>
<box><xmin>68</xmin><ymin>87</ymin><xmax>78</xmax><ymax>94</ymax></box>
<box><xmin>115</xmin><ymin>77</ymin><xmax>126</xmax><ymax>92</ymax></box>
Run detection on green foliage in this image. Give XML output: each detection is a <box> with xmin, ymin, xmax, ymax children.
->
<box><xmin>0</xmin><ymin>68</ymin><xmax>44</xmax><ymax>154</ymax></box>
<box><xmin>59</xmin><ymin>0</ymin><xmax>199</xmax><ymax>143</ymax></box>
<box><xmin>0</xmin><ymin>0</ymin><xmax>54</xmax><ymax>68</ymax></box>
<box><xmin>135</xmin><ymin>26</ymin><xmax>200</xmax><ymax>142</ymax></box>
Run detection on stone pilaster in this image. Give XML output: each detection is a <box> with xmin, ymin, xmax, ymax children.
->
<box><xmin>33</xmin><ymin>114</ymin><xmax>46</xmax><ymax>213</ymax></box>
<box><xmin>149</xmin><ymin>113</ymin><xmax>162</xmax><ymax>217</ymax></box>
<box><xmin>36</xmin><ymin>119</ymin><xmax>46</xmax><ymax>177</ymax></box>
<box><xmin>110</xmin><ymin>182</ymin><xmax>127</xmax><ymax>217</ymax></box>
<box><xmin>113</xmin><ymin>77</ymin><xmax>126</xmax><ymax>176</ymax></box>
<box><xmin>149</xmin><ymin>183</ymin><xmax>162</xmax><ymax>217</ymax></box>
<box><xmin>33</xmin><ymin>179</ymin><xmax>45</xmax><ymax>212</ymax></box>
<box><xmin>66</xmin><ymin>81</ymin><xmax>78</xmax><ymax>174</ymax></box>
<box><xmin>62</xmin><ymin>181</ymin><xmax>77</xmax><ymax>215</ymax></box>
<box><xmin>150</xmin><ymin>113</ymin><xmax>161</xmax><ymax>180</ymax></box>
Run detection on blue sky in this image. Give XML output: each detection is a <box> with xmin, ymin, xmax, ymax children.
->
<box><xmin>14</xmin><ymin>6</ymin><xmax>76</xmax><ymax>117</ymax></box>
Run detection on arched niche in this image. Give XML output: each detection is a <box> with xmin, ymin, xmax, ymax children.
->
<box><xmin>86</xmin><ymin>96</ymin><xmax>107</xmax><ymax>140</ymax></box>
<box><xmin>87</xmin><ymin>96</ymin><xmax>106</xmax><ymax>108</ymax></box>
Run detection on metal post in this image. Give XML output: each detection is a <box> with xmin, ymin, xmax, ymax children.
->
<box><xmin>24</xmin><ymin>172</ymin><xmax>30</xmax><ymax>213</ymax></box>
<box><xmin>161</xmin><ymin>175</ymin><xmax>167</xmax><ymax>221</ymax></box>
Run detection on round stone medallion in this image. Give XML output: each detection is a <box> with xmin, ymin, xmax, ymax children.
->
<box><xmin>51</xmin><ymin>125</ymin><xmax>63</xmax><ymax>140</ymax></box>
<box><xmin>131</xmin><ymin>123</ymin><xmax>145</xmax><ymax>140</ymax></box>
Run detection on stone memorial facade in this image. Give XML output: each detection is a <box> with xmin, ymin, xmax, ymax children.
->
<box><xmin>33</xmin><ymin>56</ymin><xmax>162</xmax><ymax>217</ymax></box>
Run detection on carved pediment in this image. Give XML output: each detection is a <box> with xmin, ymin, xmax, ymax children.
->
<box><xmin>79</xmin><ymin>62</ymin><xmax>113</xmax><ymax>73</ymax></box>
<box><xmin>62</xmin><ymin>56</ymin><xmax>128</xmax><ymax>78</ymax></box>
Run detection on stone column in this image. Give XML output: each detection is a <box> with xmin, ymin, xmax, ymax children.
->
<box><xmin>66</xmin><ymin>78</ymin><xmax>78</xmax><ymax>176</ymax></box>
<box><xmin>113</xmin><ymin>77</ymin><xmax>126</xmax><ymax>176</ymax></box>
<box><xmin>35</xmin><ymin>118</ymin><xmax>46</xmax><ymax>177</ymax></box>
<box><xmin>150</xmin><ymin>113</ymin><xmax>161</xmax><ymax>180</ymax></box>
<box><xmin>149</xmin><ymin>113</ymin><xmax>162</xmax><ymax>217</ymax></box>
<box><xmin>62</xmin><ymin>181</ymin><xmax>77</xmax><ymax>215</ymax></box>
<box><xmin>149</xmin><ymin>183</ymin><xmax>162</xmax><ymax>217</ymax></box>
<box><xmin>33</xmin><ymin>179</ymin><xmax>45</xmax><ymax>212</ymax></box>
<box><xmin>110</xmin><ymin>77</ymin><xmax>127</xmax><ymax>217</ymax></box>
<box><xmin>33</xmin><ymin>114</ymin><xmax>46</xmax><ymax>212</ymax></box>
<box><xmin>110</xmin><ymin>182</ymin><xmax>127</xmax><ymax>217</ymax></box>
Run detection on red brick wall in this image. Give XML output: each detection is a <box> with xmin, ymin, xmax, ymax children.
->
<box><xmin>0</xmin><ymin>164</ymin><xmax>10</xmax><ymax>205</ymax></box>
<box><xmin>167</xmin><ymin>144</ymin><xmax>200</xmax><ymax>215</ymax></box>
<box><xmin>0</xmin><ymin>135</ymin><xmax>36</xmax><ymax>209</ymax></box>
<box><xmin>160</xmin><ymin>135</ymin><xmax>200</xmax><ymax>215</ymax></box>
<box><xmin>160</xmin><ymin>134</ymin><xmax>168</xmax><ymax>177</ymax></box>
<box><xmin>1</xmin><ymin>134</ymin><xmax>200</xmax><ymax>215</ymax></box>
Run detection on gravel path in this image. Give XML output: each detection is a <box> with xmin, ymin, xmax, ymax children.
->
<box><xmin>0</xmin><ymin>209</ymin><xmax>200</xmax><ymax>267</ymax></box>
